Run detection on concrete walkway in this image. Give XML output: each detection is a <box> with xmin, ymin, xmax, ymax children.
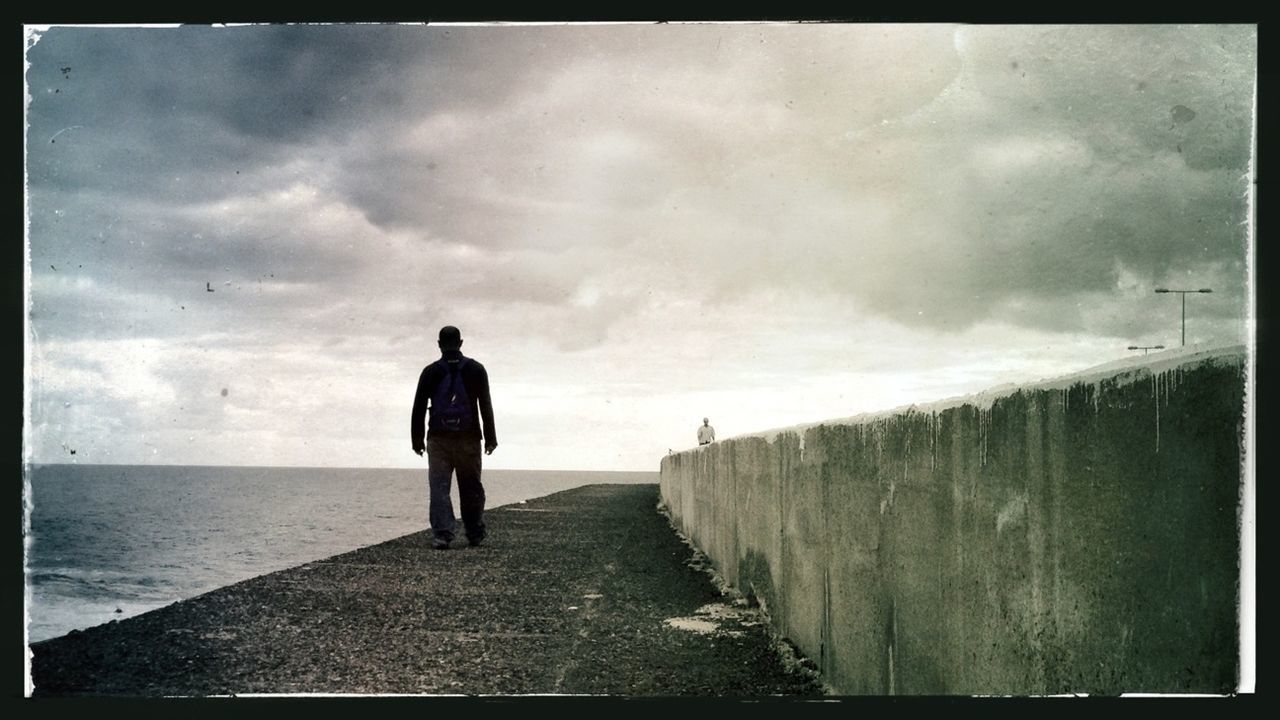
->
<box><xmin>28</xmin><ymin>484</ymin><xmax>827</xmax><ymax>697</ymax></box>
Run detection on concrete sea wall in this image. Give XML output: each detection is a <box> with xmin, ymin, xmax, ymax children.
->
<box><xmin>659</xmin><ymin>346</ymin><xmax>1247</xmax><ymax>695</ymax></box>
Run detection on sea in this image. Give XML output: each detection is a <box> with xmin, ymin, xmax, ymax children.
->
<box><xmin>23</xmin><ymin>463</ymin><xmax>658</xmax><ymax>644</ymax></box>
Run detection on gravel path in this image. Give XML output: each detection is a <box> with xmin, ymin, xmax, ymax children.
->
<box><xmin>28</xmin><ymin>483</ymin><xmax>827</xmax><ymax>697</ymax></box>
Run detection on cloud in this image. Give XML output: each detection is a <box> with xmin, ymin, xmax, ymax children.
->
<box><xmin>30</xmin><ymin>23</ymin><xmax>1253</xmax><ymax>343</ymax></box>
<box><xmin>24</xmin><ymin>23</ymin><xmax>1256</xmax><ymax>469</ymax></box>
<box><xmin>628</xmin><ymin>24</ymin><xmax>1256</xmax><ymax>336</ymax></box>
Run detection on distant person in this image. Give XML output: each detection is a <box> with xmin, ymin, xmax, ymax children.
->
<box><xmin>698</xmin><ymin>417</ymin><xmax>716</xmax><ymax>445</ymax></box>
<box><xmin>411</xmin><ymin>325</ymin><xmax>498</xmax><ymax>550</ymax></box>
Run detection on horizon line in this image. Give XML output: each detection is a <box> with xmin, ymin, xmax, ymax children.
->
<box><xmin>22</xmin><ymin>461</ymin><xmax>659</xmax><ymax>474</ymax></box>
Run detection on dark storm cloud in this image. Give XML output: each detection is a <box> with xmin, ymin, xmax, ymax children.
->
<box><xmin>840</xmin><ymin>148</ymin><xmax>1250</xmax><ymax>333</ymax></box>
<box><xmin>26</xmin><ymin>25</ymin><xmax>435</xmax><ymax>204</ymax></box>
<box><xmin>25</xmin><ymin>23</ymin><xmax>1256</xmax><ymax>342</ymax></box>
<box><xmin>334</xmin><ymin>148</ymin><xmax>556</xmax><ymax>248</ymax></box>
<box><xmin>25</xmin><ymin>180</ymin><xmax>399</xmax><ymax>347</ymax></box>
<box><xmin>29</xmin><ymin>185</ymin><xmax>367</xmax><ymax>274</ymax></box>
<box><xmin>321</xmin><ymin>23</ymin><xmax>963</xmax><ymax>239</ymax></box>
<box><xmin>26</xmin><ymin>24</ymin><xmax>429</xmax><ymax>140</ymax></box>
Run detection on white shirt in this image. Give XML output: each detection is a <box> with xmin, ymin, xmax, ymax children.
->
<box><xmin>697</xmin><ymin>424</ymin><xmax>715</xmax><ymax>444</ymax></box>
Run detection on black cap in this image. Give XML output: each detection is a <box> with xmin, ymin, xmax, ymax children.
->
<box><xmin>438</xmin><ymin>325</ymin><xmax>462</xmax><ymax>348</ymax></box>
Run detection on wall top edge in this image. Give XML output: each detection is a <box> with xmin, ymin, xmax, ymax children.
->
<box><xmin>708</xmin><ymin>343</ymin><xmax>1247</xmax><ymax>448</ymax></box>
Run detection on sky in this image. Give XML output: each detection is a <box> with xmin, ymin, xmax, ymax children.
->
<box><xmin>23</xmin><ymin>22</ymin><xmax>1257</xmax><ymax>472</ymax></box>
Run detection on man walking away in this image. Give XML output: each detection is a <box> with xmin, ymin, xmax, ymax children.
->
<box><xmin>411</xmin><ymin>325</ymin><xmax>498</xmax><ymax>550</ymax></box>
<box><xmin>698</xmin><ymin>417</ymin><xmax>715</xmax><ymax>446</ymax></box>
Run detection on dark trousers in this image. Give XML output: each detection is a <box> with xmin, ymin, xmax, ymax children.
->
<box><xmin>426</xmin><ymin>435</ymin><xmax>486</xmax><ymax>541</ymax></box>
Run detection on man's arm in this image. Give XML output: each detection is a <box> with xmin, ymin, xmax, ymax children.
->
<box><xmin>410</xmin><ymin>366</ymin><xmax>433</xmax><ymax>455</ymax></box>
<box><xmin>474</xmin><ymin>363</ymin><xmax>497</xmax><ymax>453</ymax></box>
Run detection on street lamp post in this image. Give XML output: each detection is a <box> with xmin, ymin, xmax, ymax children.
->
<box><xmin>1127</xmin><ymin>344</ymin><xmax>1165</xmax><ymax>355</ymax></box>
<box><xmin>1153</xmin><ymin>288</ymin><xmax>1212</xmax><ymax>347</ymax></box>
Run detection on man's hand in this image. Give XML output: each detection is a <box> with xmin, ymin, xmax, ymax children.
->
<box><xmin>485</xmin><ymin>442</ymin><xmax>498</xmax><ymax>455</ymax></box>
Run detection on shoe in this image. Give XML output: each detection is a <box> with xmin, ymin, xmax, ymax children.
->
<box><xmin>467</xmin><ymin>534</ymin><xmax>485</xmax><ymax>547</ymax></box>
<box><xmin>432</xmin><ymin>537</ymin><xmax>450</xmax><ymax>550</ymax></box>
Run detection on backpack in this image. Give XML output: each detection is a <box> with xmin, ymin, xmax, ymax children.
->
<box><xmin>429</xmin><ymin>358</ymin><xmax>475</xmax><ymax>432</ymax></box>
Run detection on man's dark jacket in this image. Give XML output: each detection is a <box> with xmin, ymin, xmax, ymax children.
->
<box><xmin>411</xmin><ymin>350</ymin><xmax>497</xmax><ymax>452</ymax></box>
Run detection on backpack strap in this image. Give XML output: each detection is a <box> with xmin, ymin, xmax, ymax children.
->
<box><xmin>436</xmin><ymin>357</ymin><xmax>470</xmax><ymax>395</ymax></box>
